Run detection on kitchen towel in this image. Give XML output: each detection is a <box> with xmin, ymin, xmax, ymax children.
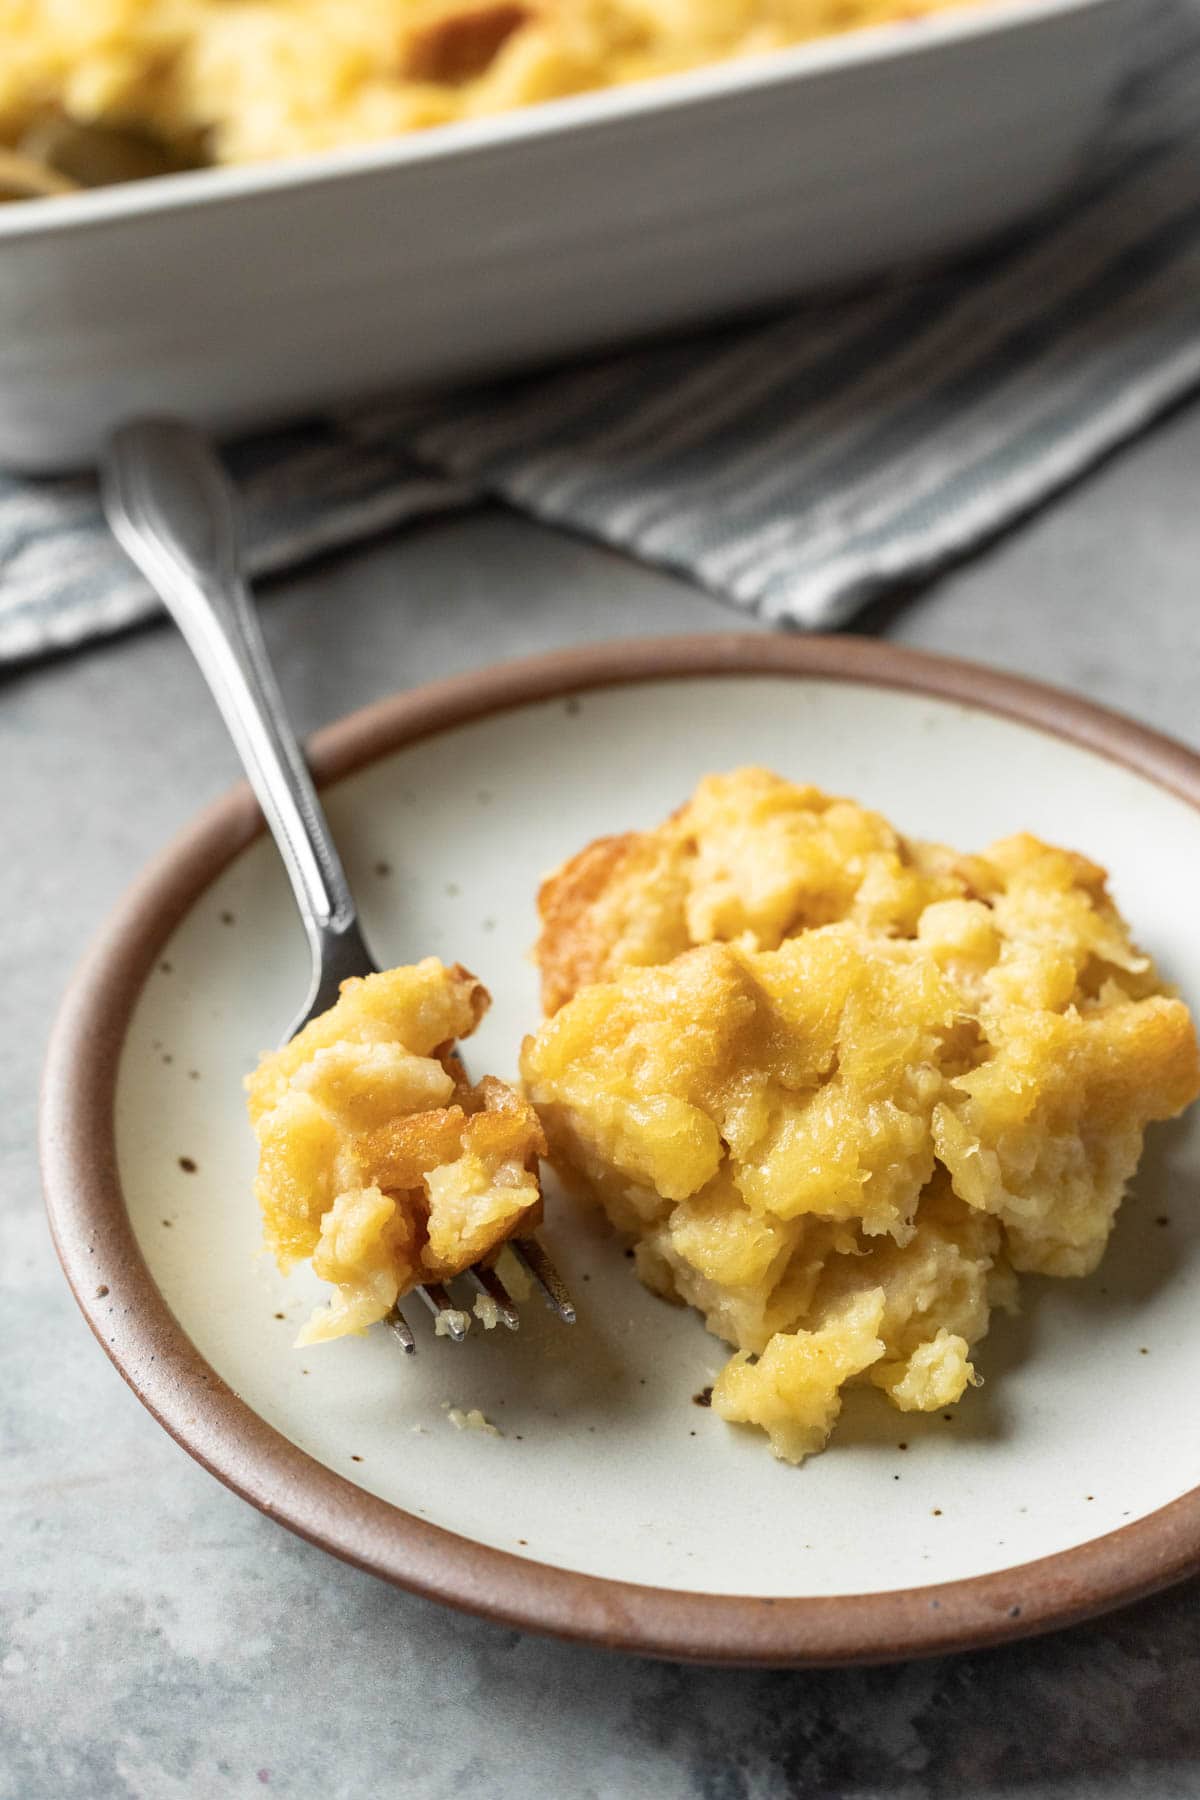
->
<box><xmin>3</xmin><ymin>0</ymin><xmax>1199</xmax><ymax>662</ymax></box>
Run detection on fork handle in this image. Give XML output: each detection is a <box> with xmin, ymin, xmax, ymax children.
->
<box><xmin>101</xmin><ymin>418</ymin><xmax>368</xmax><ymax>989</ymax></box>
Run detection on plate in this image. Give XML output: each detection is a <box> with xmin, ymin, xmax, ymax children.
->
<box><xmin>41</xmin><ymin>634</ymin><xmax>1200</xmax><ymax>1664</ymax></box>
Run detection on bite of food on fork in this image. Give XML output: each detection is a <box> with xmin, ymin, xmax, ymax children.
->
<box><xmin>101</xmin><ymin>416</ymin><xmax>574</xmax><ymax>1353</ymax></box>
<box><xmin>246</xmin><ymin>958</ymin><xmax>551</xmax><ymax>1347</ymax></box>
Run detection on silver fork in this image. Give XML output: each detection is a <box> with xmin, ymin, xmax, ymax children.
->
<box><xmin>101</xmin><ymin>417</ymin><xmax>574</xmax><ymax>1349</ymax></box>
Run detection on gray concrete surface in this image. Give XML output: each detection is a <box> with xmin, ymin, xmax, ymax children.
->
<box><xmin>5</xmin><ymin>398</ymin><xmax>1200</xmax><ymax>1800</ymax></box>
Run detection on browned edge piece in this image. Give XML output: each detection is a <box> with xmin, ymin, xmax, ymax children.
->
<box><xmin>38</xmin><ymin>631</ymin><xmax>1200</xmax><ymax>1667</ymax></box>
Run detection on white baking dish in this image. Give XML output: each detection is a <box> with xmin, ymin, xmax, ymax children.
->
<box><xmin>0</xmin><ymin>0</ymin><xmax>1132</xmax><ymax>472</ymax></box>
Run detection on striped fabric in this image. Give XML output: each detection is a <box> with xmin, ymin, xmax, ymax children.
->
<box><xmin>0</xmin><ymin>425</ymin><xmax>474</xmax><ymax>661</ymax></box>
<box><xmin>2</xmin><ymin>0</ymin><xmax>1198</xmax><ymax>662</ymax></box>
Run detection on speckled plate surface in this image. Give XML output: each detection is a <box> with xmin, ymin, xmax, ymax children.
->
<box><xmin>40</xmin><ymin>635</ymin><xmax>1200</xmax><ymax>1664</ymax></box>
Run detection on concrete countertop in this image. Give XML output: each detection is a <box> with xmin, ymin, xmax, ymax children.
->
<box><xmin>5</xmin><ymin>398</ymin><xmax>1200</xmax><ymax>1800</ymax></box>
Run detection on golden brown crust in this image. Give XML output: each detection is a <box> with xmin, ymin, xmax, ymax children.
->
<box><xmin>402</xmin><ymin>2</ymin><xmax>532</xmax><ymax>83</ymax></box>
<box><xmin>360</xmin><ymin>1107</ymin><xmax>473</xmax><ymax>1192</ymax></box>
<box><xmin>536</xmin><ymin>832</ymin><xmax>647</xmax><ymax>1014</ymax></box>
<box><xmin>444</xmin><ymin>962</ymin><xmax>491</xmax><ymax>1029</ymax></box>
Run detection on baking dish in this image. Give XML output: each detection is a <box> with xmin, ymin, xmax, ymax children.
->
<box><xmin>0</xmin><ymin>0</ymin><xmax>1133</xmax><ymax>472</ymax></box>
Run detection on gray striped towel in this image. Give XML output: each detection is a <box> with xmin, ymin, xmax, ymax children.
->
<box><xmin>3</xmin><ymin>0</ymin><xmax>1199</xmax><ymax>663</ymax></box>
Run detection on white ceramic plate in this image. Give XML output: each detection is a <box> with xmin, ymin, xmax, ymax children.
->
<box><xmin>1</xmin><ymin>0</ymin><xmax>1131</xmax><ymax>470</ymax></box>
<box><xmin>41</xmin><ymin>637</ymin><xmax>1200</xmax><ymax>1663</ymax></box>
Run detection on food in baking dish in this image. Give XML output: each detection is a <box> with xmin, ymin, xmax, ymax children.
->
<box><xmin>521</xmin><ymin>769</ymin><xmax>1200</xmax><ymax>1461</ymax></box>
<box><xmin>2</xmin><ymin>0</ymin><xmax>991</xmax><ymax>186</ymax></box>
<box><xmin>247</xmin><ymin>958</ymin><xmax>544</xmax><ymax>1345</ymax></box>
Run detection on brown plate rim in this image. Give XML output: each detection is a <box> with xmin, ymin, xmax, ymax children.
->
<box><xmin>39</xmin><ymin>630</ymin><xmax>1200</xmax><ymax>1666</ymax></box>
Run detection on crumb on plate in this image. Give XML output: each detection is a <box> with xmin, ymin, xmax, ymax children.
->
<box><xmin>447</xmin><ymin>1405</ymin><xmax>501</xmax><ymax>1435</ymax></box>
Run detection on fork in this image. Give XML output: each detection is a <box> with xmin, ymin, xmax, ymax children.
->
<box><xmin>101</xmin><ymin>417</ymin><xmax>574</xmax><ymax>1349</ymax></box>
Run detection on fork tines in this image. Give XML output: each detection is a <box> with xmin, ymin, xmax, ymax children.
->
<box><xmin>466</xmin><ymin>1264</ymin><xmax>520</xmax><ymax>1331</ymax></box>
<box><xmin>513</xmin><ymin>1237</ymin><xmax>577</xmax><ymax>1325</ymax></box>
<box><xmin>387</xmin><ymin>1308</ymin><xmax>418</xmax><ymax>1355</ymax></box>
<box><xmin>417</xmin><ymin>1282</ymin><xmax>471</xmax><ymax>1341</ymax></box>
<box><xmin>386</xmin><ymin>1237</ymin><xmax>574</xmax><ymax>1351</ymax></box>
